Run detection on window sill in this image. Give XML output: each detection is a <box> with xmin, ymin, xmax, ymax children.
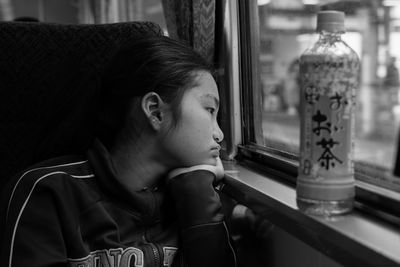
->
<box><xmin>221</xmin><ymin>163</ymin><xmax>400</xmax><ymax>267</ymax></box>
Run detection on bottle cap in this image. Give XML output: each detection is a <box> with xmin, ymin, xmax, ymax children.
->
<box><xmin>316</xmin><ymin>11</ymin><xmax>345</xmax><ymax>33</ymax></box>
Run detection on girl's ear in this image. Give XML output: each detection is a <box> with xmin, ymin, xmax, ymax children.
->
<box><xmin>141</xmin><ymin>92</ymin><xmax>165</xmax><ymax>131</ymax></box>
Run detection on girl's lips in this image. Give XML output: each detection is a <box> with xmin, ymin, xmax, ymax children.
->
<box><xmin>212</xmin><ymin>145</ymin><xmax>221</xmax><ymax>151</ymax></box>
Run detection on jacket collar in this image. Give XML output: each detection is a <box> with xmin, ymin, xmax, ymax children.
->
<box><xmin>87</xmin><ymin>139</ymin><xmax>173</xmax><ymax>224</ymax></box>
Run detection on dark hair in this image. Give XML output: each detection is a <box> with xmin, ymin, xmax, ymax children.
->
<box><xmin>97</xmin><ymin>36</ymin><xmax>214</xmax><ymax>149</ymax></box>
<box><xmin>13</xmin><ymin>16</ymin><xmax>39</xmax><ymax>22</ymax></box>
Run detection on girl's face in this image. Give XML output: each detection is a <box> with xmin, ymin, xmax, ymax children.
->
<box><xmin>159</xmin><ymin>71</ymin><xmax>224</xmax><ymax>167</ymax></box>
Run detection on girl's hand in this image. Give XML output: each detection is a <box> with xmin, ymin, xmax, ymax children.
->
<box><xmin>167</xmin><ymin>157</ymin><xmax>224</xmax><ymax>182</ymax></box>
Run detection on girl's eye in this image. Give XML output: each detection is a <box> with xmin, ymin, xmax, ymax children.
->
<box><xmin>206</xmin><ymin>107</ymin><xmax>216</xmax><ymax>115</ymax></box>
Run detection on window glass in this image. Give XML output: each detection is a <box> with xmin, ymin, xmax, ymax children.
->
<box><xmin>254</xmin><ymin>0</ymin><xmax>400</xmax><ymax>191</ymax></box>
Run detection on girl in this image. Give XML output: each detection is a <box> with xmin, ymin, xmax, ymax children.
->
<box><xmin>0</xmin><ymin>36</ymin><xmax>236</xmax><ymax>267</ymax></box>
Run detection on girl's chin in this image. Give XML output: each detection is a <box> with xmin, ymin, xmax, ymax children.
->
<box><xmin>176</xmin><ymin>154</ymin><xmax>218</xmax><ymax>167</ymax></box>
<box><xmin>205</xmin><ymin>157</ymin><xmax>219</xmax><ymax>166</ymax></box>
<box><xmin>189</xmin><ymin>158</ymin><xmax>217</xmax><ymax>167</ymax></box>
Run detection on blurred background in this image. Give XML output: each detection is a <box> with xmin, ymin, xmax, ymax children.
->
<box><xmin>256</xmin><ymin>0</ymin><xmax>400</xmax><ymax>175</ymax></box>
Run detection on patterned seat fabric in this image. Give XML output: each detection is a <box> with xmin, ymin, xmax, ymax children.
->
<box><xmin>0</xmin><ymin>21</ymin><xmax>163</xmax><ymax>187</ymax></box>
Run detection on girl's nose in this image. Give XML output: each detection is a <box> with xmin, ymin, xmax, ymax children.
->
<box><xmin>213</xmin><ymin>123</ymin><xmax>224</xmax><ymax>143</ymax></box>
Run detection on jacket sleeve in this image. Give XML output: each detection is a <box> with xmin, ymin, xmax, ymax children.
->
<box><xmin>0</xmin><ymin>175</ymin><xmax>69</xmax><ymax>267</ymax></box>
<box><xmin>168</xmin><ymin>170</ymin><xmax>237</xmax><ymax>267</ymax></box>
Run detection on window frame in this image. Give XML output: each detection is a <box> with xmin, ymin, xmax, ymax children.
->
<box><xmin>234</xmin><ymin>0</ymin><xmax>400</xmax><ymax>226</ymax></box>
<box><xmin>238</xmin><ymin>0</ymin><xmax>264</xmax><ymax>146</ymax></box>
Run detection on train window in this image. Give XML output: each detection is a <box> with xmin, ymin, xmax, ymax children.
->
<box><xmin>237</xmin><ymin>0</ymin><xmax>400</xmax><ymax>220</ymax></box>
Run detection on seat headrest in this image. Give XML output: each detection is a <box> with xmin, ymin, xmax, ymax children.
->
<box><xmin>0</xmin><ymin>21</ymin><xmax>163</xmax><ymax>186</ymax></box>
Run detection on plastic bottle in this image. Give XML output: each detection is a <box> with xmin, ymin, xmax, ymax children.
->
<box><xmin>296</xmin><ymin>11</ymin><xmax>360</xmax><ymax>216</ymax></box>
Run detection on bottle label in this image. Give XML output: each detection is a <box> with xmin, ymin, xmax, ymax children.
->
<box><xmin>299</xmin><ymin>54</ymin><xmax>359</xmax><ymax>182</ymax></box>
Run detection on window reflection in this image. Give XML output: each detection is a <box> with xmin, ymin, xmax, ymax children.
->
<box><xmin>258</xmin><ymin>0</ymin><xmax>400</xmax><ymax>170</ymax></box>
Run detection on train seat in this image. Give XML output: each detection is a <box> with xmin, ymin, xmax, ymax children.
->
<box><xmin>0</xmin><ymin>21</ymin><xmax>163</xmax><ymax>188</ymax></box>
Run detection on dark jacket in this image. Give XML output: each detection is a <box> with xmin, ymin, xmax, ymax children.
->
<box><xmin>0</xmin><ymin>141</ymin><xmax>236</xmax><ymax>267</ymax></box>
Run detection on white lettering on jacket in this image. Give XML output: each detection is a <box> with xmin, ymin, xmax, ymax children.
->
<box><xmin>163</xmin><ymin>247</ymin><xmax>178</xmax><ymax>266</ymax></box>
<box><xmin>68</xmin><ymin>247</ymin><xmax>144</xmax><ymax>267</ymax></box>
